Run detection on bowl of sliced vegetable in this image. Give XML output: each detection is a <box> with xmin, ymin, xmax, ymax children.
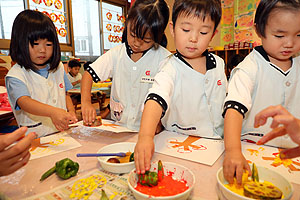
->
<box><xmin>217</xmin><ymin>163</ymin><xmax>293</xmax><ymax>200</ymax></box>
<box><xmin>128</xmin><ymin>160</ymin><xmax>195</xmax><ymax>200</ymax></box>
<box><xmin>97</xmin><ymin>142</ymin><xmax>135</xmax><ymax>173</ymax></box>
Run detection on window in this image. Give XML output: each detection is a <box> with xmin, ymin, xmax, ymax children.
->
<box><xmin>102</xmin><ymin>2</ymin><xmax>124</xmax><ymax>50</ymax></box>
<box><xmin>0</xmin><ymin>0</ymin><xmax>25</xmax><ymax>39</ymax></box>
<box><xmin>71</xmin><ymin>0</ymin><xmax>101</xmax><ymax>59</ymax></box>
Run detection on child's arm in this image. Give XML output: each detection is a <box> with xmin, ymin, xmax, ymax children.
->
<box><xmin>81</xmin><ymin>71</ymin><xmax>96</xmax><ymax>125</ymax></box>
<box><xmin>71</xmin><ymin>80</ymin><xmax>81</xmax><ymax>86</ymax></box>
<box><xmin>223</xmin><ymin>109</ymin><xmax>251</xmax><ymax>185</ymax></box>
<box><xmin>66</xmin><ymin>93</ymin><xmax>78</xmax><ymax>123</ymax></box>
<box><xmin>17</xmin><ymin>96</ymin><xmax>76</xmax><ymax>131</ymax></box>
<box><xmin>135</xmin><ymin>100</ymin><xmax>162</xmax><ymax>174</ymax></box>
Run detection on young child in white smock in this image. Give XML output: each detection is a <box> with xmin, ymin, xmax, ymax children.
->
<box><xmin>134</xmin><ymin>0</ymin><xmax>227</xmax><ymax>174</ymax></box>
<box><xmin>6</xmin><ymin>10</ymin><xmax>77</xmax><ymax>137</ymax></box>
<box><xmin>81</xmin><ymin>0</ymin><xmax>171</xmax><ymax>131</ymax></box>
<box><xmin>222</xmin><ymin>0</ymin><xmax>300</xmax><ymax>185</ymax></box>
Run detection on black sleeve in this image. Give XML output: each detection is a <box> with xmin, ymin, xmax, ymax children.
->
<box><xmin>222</xmin><ymin>100</ymin><xmax>248</xmax><ymax>118</ymax></box>
<box><xmin>145</xmin><ymin>93</ymin><xmax>168</xmax><ymax>119</ymax></box>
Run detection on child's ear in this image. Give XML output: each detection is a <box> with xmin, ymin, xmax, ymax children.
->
<box><xmin>169</xmin><ymin>21</ymin><xmax>175</xmax><ymax>38</ymax></box>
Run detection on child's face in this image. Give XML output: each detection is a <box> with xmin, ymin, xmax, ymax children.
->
<box><xmin>29</xmin><ymin>38</ymin><xmax>53</xmax><ymax>69</ymax></box>
<box><xmin>127</xmin><ymin>22</ymin><xmax>155</xmax><ymax>53</ymax></box>
<box><xmin>259</xmin><ymin>9</ymin><xmax>300</xmax><ymax>65</ymax></box>
<box><xmin>69</xmin><ymin>66</ymin><xmax>80</xmax><ymax>76</ymax></box>
<box><xmin>170</xmin><ymin>13</ymin><xmax>215</xmax><ymax>59</ymax></box>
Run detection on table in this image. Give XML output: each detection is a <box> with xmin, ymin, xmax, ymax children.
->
<box><xmin>0</xmin><ymin>129</ymin><xmax>299</xmax><ymax>200</ymax></box>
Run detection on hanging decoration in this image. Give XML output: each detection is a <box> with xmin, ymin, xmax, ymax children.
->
<box><xmin>106</xmin><ymin>24</ymin><xmax>112</xmax><ymax>31</ymax></box>
<box><xmin>42</xmin><ymin>11</ymin><xmax>50</xmax><ymax>18</ymax></box>
<box><xmin>117</xmin><ymin>13</ymin><xmax>125</xmax><ymax>23</ymax></box>
<box><xmin>43</xmin><ymin>0</ymin><xmax>53</xmax><ymax>7</ymax></box>
<box><xmin>50</xmin><ymin>13</ymin><xmax>58</xmax><ymax>23</ymax></box>
<box><xmin>54</xmin><ymin>0</ymin><xmax>62</xmax><ymax>10</ymax></box>
<box><xmin>106</xmin><ymin>12</ymin><xmax>112</xmax><ymax>20</ymax></box>
<box><xmin>32</xmin><ymin>0</ymin><xmax>42</xmax><ymax>4</ymax></box>
<box><xmin>58</xmin><ymin>14</ymin><xmax>66</xmax><ymax>24</ymax></box>
<box><xmin>58</xmin><ymin>27</ymin><xmax>67</xmax><ymax>37</ymax></box>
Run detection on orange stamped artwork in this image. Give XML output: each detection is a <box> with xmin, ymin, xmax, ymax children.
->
<box><xmin>168</xmin><ymin>136</ymin><xmax>207</xmax><ymax>153</ymax></box>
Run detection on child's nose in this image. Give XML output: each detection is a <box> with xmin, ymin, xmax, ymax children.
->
<box><xmin>284</xmin><ymin>37</ymin><xmax>294</xmax><ymax>48</ymax></box>
<box><xmin>39</xmin><ymin>45</ymin><xmax>46</xmax><ymax>52</ymax></box>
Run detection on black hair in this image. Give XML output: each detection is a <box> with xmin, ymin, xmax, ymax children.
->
<box><xmin>172</xmin><ymin>0</ymin><xmax>222</xmax><ymax>32</ymax></box>
<box><xmin>255</xmin><ymin>0</ymin><xmax>300</xmax><ymax>37</ymax></box>
<box><xmin>68</xmin><ymin>59</ymin><xmax>81</xmax><ymax>68</ymax></box>
<box><xmin>10</xmin><ymin>9</ymin><xmax>61</xmax><ymax>72</ymax></box>
<box><xmin>122</xmin><ymin>0</ymin><xmax>169</xmax><ymax>48</ymax></box>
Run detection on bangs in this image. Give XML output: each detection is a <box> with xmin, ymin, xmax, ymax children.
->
<box><xmin>129</xmin><ymin>15</ymin><xmax>153</xmax><ymax>40</ymax></box>
<box><xmin>28</xmin><ymin>20</ymin><xmax>56</xmax><ymax>45</ymax></box>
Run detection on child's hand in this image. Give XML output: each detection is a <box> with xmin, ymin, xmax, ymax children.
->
<box><xmin>223</xmin><ymin>150</ymin><xmax>251</xmax><ymax>185</ymax></box>
<box><xmin>68</xmin><ymin>110</ymin><xmax>78</xmax><ymax>124</ymax></box>
<box><xmin>0</xmin><ymin>127</ymin><xmax>36</xmax><ymax>176</ymax></box>
<box><xmin>81</xmin><ymin>102</ymin><xmax>96</xmax><ymax>125</ymax></box>
<box><xmin>134</xmin><ymin>135</ymin><xmax>154</xmax><ymax>174</ymax></box>
<box><xmin>50</xmin><ymin>108</ymin><xmax>76</xmax><ymax>131</ymax></box>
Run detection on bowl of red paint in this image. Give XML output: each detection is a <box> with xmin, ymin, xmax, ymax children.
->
<box><xmin>127</xmin><ymin>161</ymin><xmax>195</xmax><ymax>200</ymax></box>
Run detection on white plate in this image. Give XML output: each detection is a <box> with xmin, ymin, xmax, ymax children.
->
<box><xmin>97</xmin><ymin>142</ymin><xmax>135</xmax><ymax>173</ymax></box>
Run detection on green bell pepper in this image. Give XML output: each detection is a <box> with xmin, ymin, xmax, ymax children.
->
<box><xmin>139</xmin><ymin>171</ymin><xmax>158</xmax><ymax>187</ymax></box>
<box><xmin>55</xmin><ymin>158</ymin><xmax>79</xmax><ymax>180</ymax></box>
<box><xmin>40</xmin><ymin>158</ymin><xmax>79</xmax><ymax>181</ymax></box>
<box><xmin>100</xmin><ymin>189</ymin><xmax>109</xmax><ymax>200</ymax></box>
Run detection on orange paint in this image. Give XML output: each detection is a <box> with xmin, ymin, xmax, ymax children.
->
<box><xmin>135</xmin><ymin>174</ymin><xmax>188</xmax><ymax>197</ymax></box>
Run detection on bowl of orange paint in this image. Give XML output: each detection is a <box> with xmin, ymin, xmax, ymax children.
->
<box><xmin>128</xmin><ymin>161</ymin><xmax>195</xmax><ymax>200</ymax></box>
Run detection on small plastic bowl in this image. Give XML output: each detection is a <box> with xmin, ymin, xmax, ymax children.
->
<box><xmin>97</xmin><ymin>142</ymin><xmax>135</xmax><ymax>173</ymax></box>
<box><xmin>217</xmin><ymin>165</ymin><xmax>294</xmax><ymax>200</ymax></box>
<box><xmin>128</xmin><ymin>161</ymin><xmax>195</xmax><ymax>200</ymax></box>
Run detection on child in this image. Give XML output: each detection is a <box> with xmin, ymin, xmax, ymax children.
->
<box><xmin>0</xmin><ymin>127</ymin><xmax>36</xmax><ymax>176</ymax></box>
<box><xmin>254</xmin><ymin>105</ymin><xmax>300</xmax><ymax>159</ymax></box>
<box><xmin>222</xmin><ymin>0</ymin><xmax>300</xmax><ymax>185</ymax></box>
<box><xmin>67</xmin><ymin>59</ymin><xmax>82</xmax><ymax>87</ymax></box>
<box><xmin>81</xmin><ymin>0</ymin><xmax>171</xmax><ymax>130</ymax></box>
<box><xmin>134</xmin><ymin>0</ymin><xmax>226</xmax><ymax>174</ymax></box>
<box><xmin>6</xmin><ymin>10</ymin><xmax>77</xmax><ymax>137</ymax></box>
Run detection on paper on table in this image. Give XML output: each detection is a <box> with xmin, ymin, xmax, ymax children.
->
<box><xmin>241</xmin><ymin>142</ymin><xmax>300</xmax><ymax>184</ymax></box>
<box><xmin>154</xmin><ymin>130</ymin><xmax>224</xmax><ymax>166</ymax></box>
<box><xmin>29</xmin><ymin>132</ymin><xmax>82</xmax><ymax>160</ymax></box>
<box><xmin>25</xmin><ymin>169</ymin><xmax>135</xmax><ymax>200</ymax></box>
<box><xmin>70</xmin><ymin>119</ymin><xmax>136</xmax><ymax>133</ymax></box>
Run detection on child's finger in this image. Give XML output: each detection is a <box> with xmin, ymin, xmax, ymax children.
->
<box><xmin>144</xmin><ymin>149</ymin><xmax>152</xmax><ymax>172</ymax></box>
<box><xmin>236</xmin><ymin>165</ymin><xmax>244</xmax><ymax>185</ymax></box>
<box><xmin>223</xmin><ymin>164</ymin><xmax>235</xmax><ymax>184</ymax></box>
<box><xmin>3</xmin><ymin>152</ymin><xmax>30</xmax><ymax>176</ymax></box>
<box><xmin>0</xmin><ymin>127</ymin><xmax>28</xmax><ymax>151</ymax></box>
<box><xmin>280</xmin><ymin>146</ymin><xmax>300</xmax><ymax>159</ymax></box>
<box><xmin>134</xmin><ymin>150</ymin><xmax>140</xmax><ymax>174</ymax></box>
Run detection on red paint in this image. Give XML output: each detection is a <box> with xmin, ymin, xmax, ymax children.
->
<box><xmin>135</xmin><ymin>174</ymin><xmax>189</xmax><ymax>197</ymax></box>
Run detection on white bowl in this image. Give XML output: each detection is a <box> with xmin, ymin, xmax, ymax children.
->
<box><xmin>217</xmin><ymin>165</ymin><xmax>293</xmax><ymax>200</ymax></box>
<box><xmin>128</xmin><ymin>161</ymin><xmax>195</xmax><ymax>200</ymax></box>
<box><xmin>97</xmin><ymin>142</ymin><xmax>135</xmax><ymax>173</ymax></box>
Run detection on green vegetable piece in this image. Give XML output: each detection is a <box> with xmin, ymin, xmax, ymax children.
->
<box><xmin>129</xmin><ymin>152</ymin><xmax>134</xmax><ymax>162</ymax></box>
<box><xmin>158</xmin><ymin>160</ymin><xmax>164</xmax><ymax>181</ymax></box>
<box><xmin>251</xmin><ymin>163</ymin><xmax>259</xmax><ymax>182</ymax></box>
<box><xmin>55</xmin><ymin>158</ymin><xmax>79</xmax><ymax>180</ymax></box>
<box><xmin>40</xmin><ymin>166</ymin><xmax>56</xmax><ymax>181</ymax></box>
<box><xmin>148</xmin><ymin>171</ymin><xmax>158</xmax><ymax>186</ymax></box>
<box><xmin>100</xmin><ymin>189</ymin><xmax>109</xmax><ymax>200</ymax></box>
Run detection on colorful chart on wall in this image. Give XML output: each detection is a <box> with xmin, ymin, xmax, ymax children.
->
<box><xmin>26</xmin><ymin>169</ymin><xmax>135</xmax><ymax>200</ymax></box>
<box><xmin>234</xmin><ymin>0</ymin><xmax>256</xmax><ymax>14</ymax></box>
<box><xmin>221</xmin><ymin>27</ymin><xmax>234</xmax><ymax>46</ymax></box>
<box><xmin>70</xmin><ymin>119</ymin><xmax>136</xmax><ymax>133</ymax></box>
<box><xmin>242</xmin><ymin>142</ymin><xmax>300</xmax><ymax>184</ymax></box>
<box><xmin>234</xmin><ymin>11</ymin><xmax>254</xmax><ymax>29</ymax></box>
<box><xmin>221</xmin><ymin>7</ymin><xmax>234</xmax><ymax>27</ymax></box>
<box><xmin>29</xmin><ymin>132</ymin><xmax>82</xmax><ymax>160</ymax></box>
<box><xmin>234</xmin><ymin>28</ymin><xmax>253</xmax><ymax>42</ymax></box>
<box><xmin>221</xmin><ymin>0</ymin><xmax>234</xmax><ymax>8</ymax></box>
<box><xmin>154</xmin><ymin>131</ymin><xmax>224</xmax><ymax>166</ymax></box>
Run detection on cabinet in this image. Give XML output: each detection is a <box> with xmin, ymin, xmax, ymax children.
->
<box><xmin>209</xmin><ymin>48</ymin><xmax>253</xmax><ymax>66</ymax></box>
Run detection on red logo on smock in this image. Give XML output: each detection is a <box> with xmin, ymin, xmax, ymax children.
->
<box><xmin>217</xmin><ymin>80</ymin><xmax>222</xmax><ymax>86</ymax></box>
<box><xmin>59</xmin><ymin>83</ymin><xmax>64</xmax><ymax>88</ymax></box>
<box><xmin>145</xmin><ymin>70</ymin><xmax>150</xmax><ymax>76</ymax></box>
